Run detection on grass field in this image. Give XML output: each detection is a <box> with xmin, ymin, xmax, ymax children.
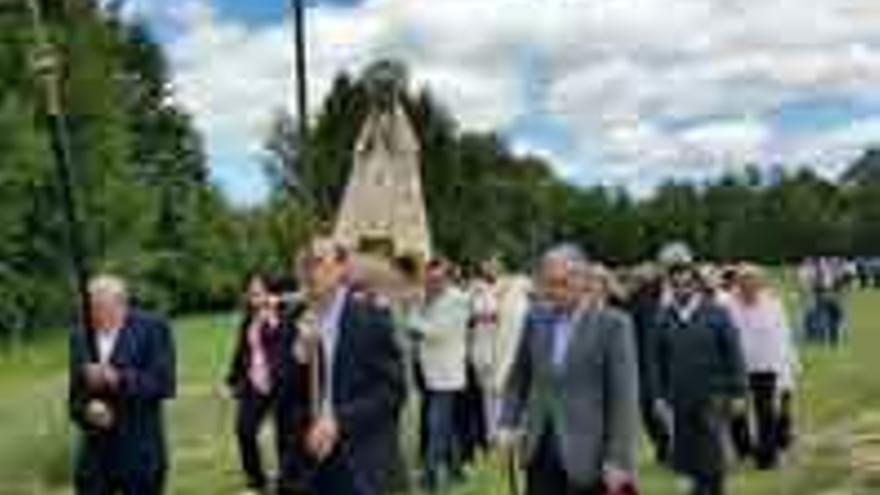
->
<box><xmin>1</xmin><ymin>284</ymin><xmax>879</xmax><ymax>494</ymax></box>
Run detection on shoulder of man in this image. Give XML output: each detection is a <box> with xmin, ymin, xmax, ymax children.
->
<box><xmin>597</xmin><ymin>306</ymin><xmax>633</xmax><ymax>329</ymax></box>
<box><xmin>524</xmin><ymin>302</ymin><xmax>545</xmax><ymax>321</ymax></box>
<box><xmin>447</xmin><ymin>286</ymin><xmax>472</xmax><ymax>305</ymax></box>
<box><xmin>701</xmin><ymin>300</ymin><xmax>731</xmax><ymax>319</ymax></box>
<box><xmin>653</xmin><ymin>303</ymin><xmax>674</xmax><ymax>321</ymax></box>
<box><xmin>128</xmin><ymin>308</ymin><xmax>170</xmax><ymax>331</ymax></box>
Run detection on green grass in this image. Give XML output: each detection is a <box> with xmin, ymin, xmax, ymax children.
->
<box><xmin>1</xmin><ymin>289</ymin><xmax>879</xmax><ymax>495</ymax></box>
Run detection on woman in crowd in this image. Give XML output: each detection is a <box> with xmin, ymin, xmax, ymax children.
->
<box><xmin>725</xmin><ymin>265</ymin><xmax>798</xmax><ymax>470</ymax></box>
<box><xmin>225</xmin><ymin>273</ymin><xmax>287</xmax><ymax>494</ymax></box>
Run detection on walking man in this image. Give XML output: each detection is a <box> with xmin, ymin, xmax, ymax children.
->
<box><xmin>406</xmin><ymin>258</ymin><xmax>471</xmax><ymax>491</ymax></box>
<box><xmin>498</xmin><ymin>245</ymin><xmax>639</xmax><ymax>495</ymax></box>
<box><xmin>70</xmin><ymin>275</ymin><xmax>176</xmax><ymax>495</ymax></box>
<box><xmin>649</xmin><ymin>263</ymin><xmax>747</xmax><ymax>495</ymax></box>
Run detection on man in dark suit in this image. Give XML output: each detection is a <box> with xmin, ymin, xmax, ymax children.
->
<box><xmin>499</xmin><ymin>245</ymin><xmax>639</xmax><ymax>495</ymax></box>
<box><xmin>648</xmin><ymin>264</ymin><xmax>747</xmax><ymax>495</ymax></box>
<box><xmin>623</xmin><ymin>267</ymin><xmax>671</xmax><ymax>463</ymax></box>
<box><xmin>278</xmin><ymin>239</ymin><xmax>406</xmax><ymax>495</ymax></box>
<box><xmin>69</xmin><ymin>275</ymin><xmax>176</xmax><ymax>495</ymax></box>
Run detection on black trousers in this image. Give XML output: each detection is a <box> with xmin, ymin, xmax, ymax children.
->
<box><xmin>729</xmin><ymin>410</ymin><xmax>752</xmax><ymax>461</ymax></box>
<box><xmin>526</xmin><ymin>427</ymin><xmax>603</xmax><ymax>495</ymax></box>
<box><xmin>310</xmin><ymin>450</ymin><xmax>364</xmax><ymax>495</ymax></box>
<box><xmin>235</xmin><ymin>387</ymin><xmax>278</xmax><ymax>490</ymax></box>
<box><xmin>455</xmin><ymin>363</ymin><xmax>488</xmax><ymax>465</ymax></box>
<box><xmin>729</xmin><ymin>373</ymin><xmax>786</xmax><ymax>469</ymax></box>
<box><xmin>640</xmin><ymin>398</ymin><xmax>671</xmax><ymax>462</ymax></box>
<box><xmin>749</xmin><ymin>372</ymin><xmax>782</xmax><ymax>469</ymax></box>
<box><xmin>689</xmin><ymin>473</ymin><xmax>724</xmax><ymax>495</ymax></box>
<box><xmin>777</xmin><ymin>391</ymin><xmax>794</xmax><ymax>451</ymax></box>
<box><xmin>75</xmin><ymin>468</ymin><xmax>165</xmax><ymax>495</ymax></box>
<box><xmin>672</xmin><ymin>402</ymin><xmax>727</xmax><ymax>495</ymax></box>
<box><xmin>273</xmin><ymin>388</ymin><xmax>312</xmax><ymax>495</ymax></box>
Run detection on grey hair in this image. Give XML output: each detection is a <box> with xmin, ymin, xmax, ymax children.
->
<box><xmin>540</xmin><ymin>243</ymin><xmax>589</xmax><ymax>272</ymax></box>
<box><xmin>87</xmin><ymin>274</ymin><xmax>129</xmax><ymax>305</ymax></box>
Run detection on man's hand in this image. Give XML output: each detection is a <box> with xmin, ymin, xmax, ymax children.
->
<box><xmin>730</xmin><ymin>397</ymin><xmax>748</xmax><ymax>416</ymax></box>
<box><xmin>654</xmin><ymin>399</ymin><xmax>673</xmax><ymax>427</ymax></box>
<box><xmin>492</xmin><ymin>427</ymin><xmax>521</xmax><ymax>468</ymax></box>
<box><xmin>294</xmin><ymin>319</ymin><xmax>321</xmax><ymax>364</ymax></box>
<box><xmin>494</xmin><ymin>427</ymin><xmax>519</xmax><ymax>451</ymax></box>
<box><xmin>99</xmin><ymin>365</ymin><xmax>121</xmax><ymax>391</ymax></box>
<box><xmin>603</xmin><ymin>465</ymin><xmax>632</xmax><ymax>493</ymax></box>
<box><xmin>84</xmin><ymin>364</ymin><xmax>121</xmax><ymax>392</ymax></box>
<box><xmin>306</xmin><ymin>415</ymin><xmax>340</xmax><ymax>461</ymax></box>
<box><xmin>711</xmin><ymin>396</ymin><xmax>747</xmax><ymax>416</ymax></box>
<box><xmin>84</xmin><ymin>364</ymin><xmax>104</xmax><ymax>390</ymax></box>
<box><xmin>85</xmin><ymin>400</ymin><xmax>114</xmax><ymax>430</ymax></box>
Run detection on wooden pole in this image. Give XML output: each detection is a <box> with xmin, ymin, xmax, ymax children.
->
<box><xmin>26</xmin><ymin>0</ymin><xmax>93</xmax><ymax>356</ymax></box>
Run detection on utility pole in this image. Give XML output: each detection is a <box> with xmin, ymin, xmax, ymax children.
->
<box><xmin>291</xmin><ymin>0</ymin><xmax>309</xmax><ymax>144</ymax></box>
<box><xmin>288</xmin><ymin>0</ymin><xmax>322</xmax><ymax>223</ymax></box>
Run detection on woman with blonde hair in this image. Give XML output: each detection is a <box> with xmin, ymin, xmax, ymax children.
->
<box><xmin>725</xmin><ymin>264</ymin><xmax>798</xmax><ymax>469</ymax></box>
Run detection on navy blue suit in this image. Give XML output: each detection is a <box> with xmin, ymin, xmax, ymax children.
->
<box><xmin>69</xmin><ymin>310</ymin><xmax>176</xmax><ymax>495</ymax></box>
<box><xmin>277</xmin><ymin>291</ymin><xmax>406</xmax><ymax>495</ymax></box>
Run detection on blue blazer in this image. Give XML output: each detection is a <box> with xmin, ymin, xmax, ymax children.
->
<box><xmin>69</xmin><ymin>309</ymin><xmax>177</xmax><ymax>479</ymax></box>
<box><xmin>276</xmin><ymin>291</ymin><xmax>406</xmax><ymax>494</ymax></box>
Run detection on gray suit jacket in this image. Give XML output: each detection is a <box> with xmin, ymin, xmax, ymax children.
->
<box><xmin>501</xmin><ymin>304</ymin><xmax>639</xmax><ymax>486</ymax></box>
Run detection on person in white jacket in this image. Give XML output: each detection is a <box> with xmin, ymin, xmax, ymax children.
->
<box><xmin>469</xmin><ymin>260</ymin><xmax>532</xmax><ymax>440</ymax></box>
<box><xmin>725</xmin><ymin>264</ymin><xmax>799</xmax><ymax>469</ymax></box>
<box><xmin>406</xmin><ymin>258</ymin><xmax>471</xmax><ymax>490</ymax></box>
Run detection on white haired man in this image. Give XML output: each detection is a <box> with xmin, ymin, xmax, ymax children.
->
<box><xmin>69</xmin><ymin>275</ymin><xmax>176</xmax><ymax>495</ymax></box>
<box><xmin>498</xmin><ymin>245</ymin><xmax>639</xmax><ymax>495</ymax></box>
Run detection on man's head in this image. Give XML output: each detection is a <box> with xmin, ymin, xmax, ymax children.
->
<box><xmin>720</xmin><ymin>266</ymin><xmax>739</xmax><ymax>292</ymax></box>
<box><xmin>424</xmin><ymin>258</ymin><xmax>451</xmax><ymax>296</ymax></box>
<box><xmin>479</xmin><ymin>256</ymin><xmax>503</xmax><ymax>282</ymax></box>
<box><xmin>303</xmin><ymin>238</ymin><xmax>350</xmax><ymax>301</ymax></box>
<box><xmin>537</xmin><ymin>244</ymin><xmax>588</xmax><ymax>312</ymax></box>
<box><xmin>88</xmin><ymin>275</ymin><xmax>129</xmax><ymax>333</ymax></box>
<box><xmin>667</xmin><ymin>264</ymin><xmax>703</xmax><ymax>304</ymax></box>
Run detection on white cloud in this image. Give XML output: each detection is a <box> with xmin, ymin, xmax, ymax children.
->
<box><xmin>159</xmin><ymin>0</ymin><xmax>880</xmax><ymax>202</ymax></box>
<box><xmin>680</xmin><ymin>119</ymin><xmax>772</xmax><ymax>166</ymax></box>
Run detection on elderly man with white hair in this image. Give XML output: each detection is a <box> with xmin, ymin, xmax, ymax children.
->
<box><xmin>69</xmin><ymin>274</ymin><xmax>177</xmax><ymax>495</ymax></box>
<box><xmin>498</xmin><ymin>244</ymin><xmax>639</xmax><ymax>495</ymax></box>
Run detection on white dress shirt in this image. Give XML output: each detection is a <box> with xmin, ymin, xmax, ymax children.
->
<box><xmin>96</xmin><ymin>327</ymin><xmax>121</xmax><ymax>364</ymax></box>
<box><xmin>317</xmin><ymin>287</ymin><xmax>348</xmax><ymax>414</ymax></box>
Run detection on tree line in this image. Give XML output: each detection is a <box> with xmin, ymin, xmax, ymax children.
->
<box><xmin>1</xmin><ymin>1</ymin><xmax>878</xmax><ymax>342</ymax></box>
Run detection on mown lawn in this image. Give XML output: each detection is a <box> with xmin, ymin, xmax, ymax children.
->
<box><xmin>1</xmin><ymin>286</ymin><xmax>879</xmax><ymax>494</ymax></box>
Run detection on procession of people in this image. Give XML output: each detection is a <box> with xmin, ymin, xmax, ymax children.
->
<box><xmin>68</xmin><ymin>236</ymin><xmax>839</xmax><ymax>495</ymax></box>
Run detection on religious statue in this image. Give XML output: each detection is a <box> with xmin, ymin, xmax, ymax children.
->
<box><xmin>334</xmin><ymin>61</ymin><xmax>432</xmax><ymax>260</ymax></box>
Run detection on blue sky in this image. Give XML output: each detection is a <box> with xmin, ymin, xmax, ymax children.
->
<box><xmin>132</xmin><ymin>0</ymin><xmax>880</xmax><ymax>205</ymax></box>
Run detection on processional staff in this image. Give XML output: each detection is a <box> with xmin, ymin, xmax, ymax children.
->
<box><xmin>24</xmin><ymin>0</ymin><xmax>94</xmax><ymax>357</ymax></box>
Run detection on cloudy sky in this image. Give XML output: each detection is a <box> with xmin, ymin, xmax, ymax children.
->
<box><xmin>125</xmin><ymin>0</ymin><xmax>880</xmax><ymax>205</ymax></box>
